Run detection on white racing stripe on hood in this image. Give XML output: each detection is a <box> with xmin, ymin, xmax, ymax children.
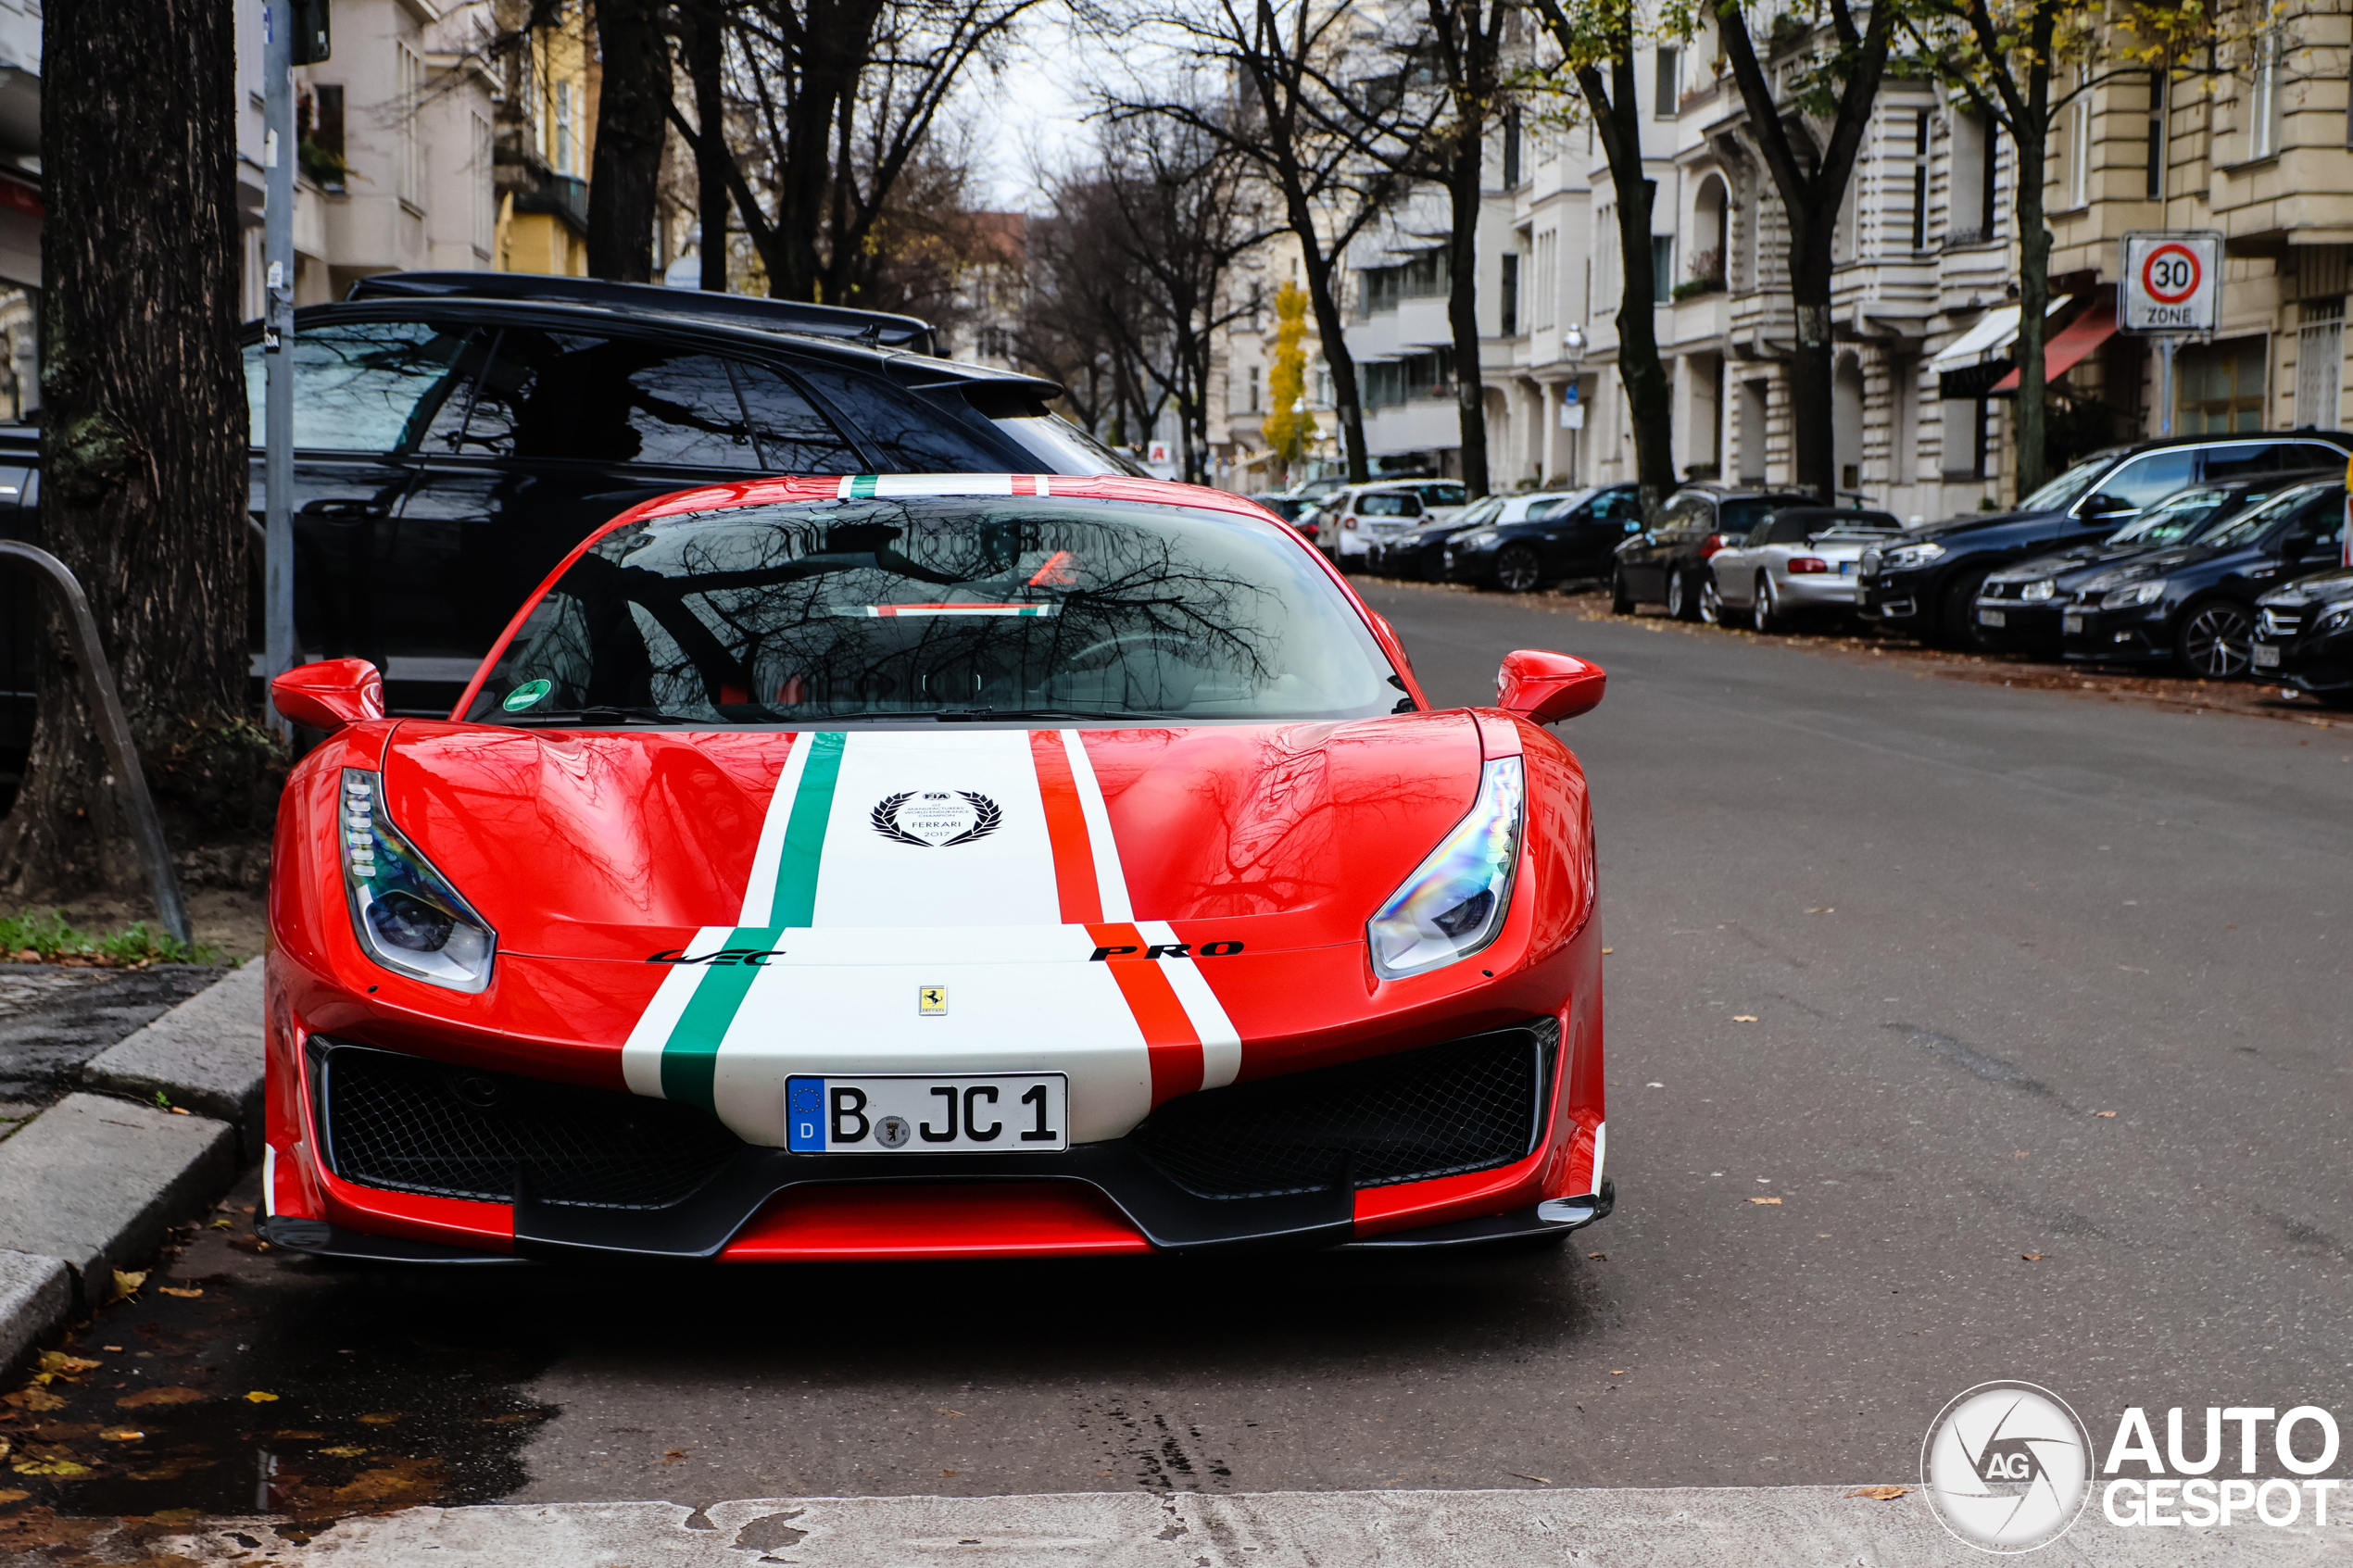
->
<box><xmin>623</xmin><ymin>925</ymin><xmax>736</xmax><ymax>1098</ymax></box>
<box><xmin>810</xmin><ymin>730</ymin><xmax>1064</xmax><ymax>926</ymax></box>
<box><xmin>737</xmin><ymin>734</ymin><xmax>817</xmax><ymax>926</ymax></box>
<box><xmin>1062</xmin><ymin>728</ymin><xmax>1132</xmax><ymax>921</ymax></box>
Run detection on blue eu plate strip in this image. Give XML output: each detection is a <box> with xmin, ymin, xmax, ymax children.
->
<box><xmin>786</xmin><ymin>1077</ymin><xmax>826</xmax><ymax>1152</ymax></box>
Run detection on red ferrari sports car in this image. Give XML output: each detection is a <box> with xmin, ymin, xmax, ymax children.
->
<box><xmin>258</xmin><ymin>473</ymin><xmax>1611</xmax><ymax>1262</ymax></box>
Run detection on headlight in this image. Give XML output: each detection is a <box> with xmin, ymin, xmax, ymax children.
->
<box><xmin>2319</xmin><ymin>605</ymin><xmax>2353</xmax><ymax>633</ymax></box>
<box><xmin>1460</xmin><ymin>530</ymin><xmax>1501</xmax><ymax>548</ymax></box>
<box><xmin>1883</xmin><ymin>542</ymin><xmax>1946</xmax><ymax>570</ymax></box>
<box><xmin>1365</xmin><ymin>757</ymin><xmax>1524</xmax><ymax>979</ymax></box>
<box><xmin>340</xmin><ymin>769</ymin><xmax>497</xmax><ymax>992</ymax></box>
<box><xmin>2100</xmin><ymin>581</ymin><xmax>2167</xmax><ymax>610</ymax></box>
<box><xmin>2020</xmin><ymin>579</ymin><xmax>2056</xmax><ymax>602</ymax></box>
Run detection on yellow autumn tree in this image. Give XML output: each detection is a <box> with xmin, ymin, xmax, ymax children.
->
<box><xmin>1262</xmin><ymin>282</ymin><xmax>1315</xmax><ymax>475</ymax></box>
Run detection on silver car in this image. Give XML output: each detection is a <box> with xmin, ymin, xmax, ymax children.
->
<box><xmin>1703</xmin><ymin>507</ymin><xmax>1902</xmax><ymax>632</ymax></box>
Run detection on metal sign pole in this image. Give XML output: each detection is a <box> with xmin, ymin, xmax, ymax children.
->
<box><xmin>2158</xmin><ymin>337</ymin><xmax>2175</xmax><ymax>437</ymax></box>
<box><xmin>263</xmin><ymin>1</ymin><xmax>296</xmax><ymax>737</ymax></box>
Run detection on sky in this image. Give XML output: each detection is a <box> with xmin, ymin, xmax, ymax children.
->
<box><xmin>967</xmin><ymin>17</ymin><xmax>1099</xmax><ymax>211</ymax></box>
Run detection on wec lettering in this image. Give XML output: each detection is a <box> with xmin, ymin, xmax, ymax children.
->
<box><xmin>645</xmin><ymin>947</ymin><xmax>785</xmax><ymax>966</ymax></box>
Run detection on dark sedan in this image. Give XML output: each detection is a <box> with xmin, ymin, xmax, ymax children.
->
<box><xmin>2057</xmin><ymin>479</ymin><xmax>2347</xmax><ymax>676</ymax></box>
<box><xmin>1613</xmin><ymin>485</ymin><xmax>1816</xmax><ymax>619</ymax></box>
<box><xmin>1970</xmin><ymin>472</ymin><xmax>2332</xmax><ymax>657</ymax></box>
<box><xmin>1445</xmin><ymin>484</ymin><xmax>1641</xmax><ymax>591</ymax></box>
<box><xmin>2253</xmin><ymin>566</ymin><xmax>2353</xmax><ymax>705</ymax></box>
<box><xmin>1857</xmin><ymin>432</ymin><xmax>2353</xmax><ymax>648</ymax></box>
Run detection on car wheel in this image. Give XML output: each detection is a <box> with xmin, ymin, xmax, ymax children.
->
<box><xmin>1752</xmin><ymin>574</ymin><xmax>1782</xmax><ymax>634</ymax></box>
<box><xmin>1936</xmin><ymin>571</ymin><xmax>1992</xmax><ymax>649</ymax></box>
<box><xmin>1611</xmin><ymin>568</ymin><xmax>1635</xmax><ymax>615</ymax></box>
<box><xmin>1494</xmin><ymin>544</ymin><xmax>1543</xmax><ymax>594</ymax></box>
<box><xmin>1666</xmin><ymin>569</ymin><xmax>1697</xmax><ymax>621</ymax></box>
<box><xmin>2176</xmin><ymin>599</ymin><xmax>2255</xmax><ymax>678</ymax></box>
<box><xmin>1698</xmin><ymin>575</ymin><xmax>1724</xmax><ymax>624</ymax></box>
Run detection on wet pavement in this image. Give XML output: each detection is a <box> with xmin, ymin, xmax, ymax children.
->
<box><xmin>0</xmin><ymin>966</ymin><xmax>222</xmax><ymax>1110</ymax></box>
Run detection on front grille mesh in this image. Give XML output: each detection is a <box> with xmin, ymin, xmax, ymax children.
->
<box><xmin>321</xmin><ymin>1045</ymin><xmax>744</xmax><ymax>1209</ymax></box>
<box><xmin>1130</xmin><ymin>1021</ymin><xmax>1556</xmax><ymax>1200</ymax></box>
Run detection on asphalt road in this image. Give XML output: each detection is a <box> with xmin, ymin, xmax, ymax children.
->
<box><xmin>20</xmin><ymin>583</ymin><xmax>2352</xmax><ymax>1527</ymax></box>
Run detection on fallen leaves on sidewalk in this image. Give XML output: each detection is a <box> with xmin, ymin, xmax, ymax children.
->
<box><xmin>2095</xmin><ymin>1110</ymin><xmax>2118</xmax><ymax>1118</ymax></box>
<box><xmin>1505</xmin><ymin>1471</ymin><xmax>1553</xmax><ymax>1485</ymax></box>
<box><xmin>3</xmin><ymin>1390</ymin><xmax>63</xmax><ymax>1413</ymax></box>
<box><xmin>245</xmin><ymin>1390</ymin><xmax>280</xmax><ymax>1404</ymax></box>
<box><xmin>95</xmin><ymin>1429</ymin><xmax>141</xmax><ymax>1443</ymax></box>
<box><xmin>1732</xmin><ymin>1014</ymin><xmax>1758</xmax><ymax>1022</ymax></box>
<box><xmin>1849</xmin><ymin>1486</ymin><xmax>1909</xmax><ymax>1501</ymax></box>
<box><xmin>157</xmin><ymin>1286</ymin><xmax>203</xmax><ymax>1299</ymax></box>
<box><xmin>115</xmin><ymin>1386</ymin><xmax>203</xmax><ymax>1409</ymax></box>
<box><xmin>109</xmin><ymin>1270</ymin><xmax>145</xmax><ymax>1302</ymax></box>
<box><xmin>2020</xmin><ymin>1253</ymin><xmax>2047</xmax><ymax>1262</ymax></box>
<box><xmin>35</xmin><ymin>1355</ymin><xmax>97</xmax><ymax>1377</ymax></box>
<box><xmin>1748</xmin><ymin>1196</ymin><xmax>1782</xmax><ymax>1205</ymax></box>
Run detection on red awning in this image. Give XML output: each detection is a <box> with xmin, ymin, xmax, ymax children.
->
<box><xmin>1993</xmin><ymin>301</ymin><xmax>2118</xmax><ymax>393</ymax></box>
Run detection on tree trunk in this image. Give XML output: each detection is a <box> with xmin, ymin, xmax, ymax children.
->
<box><xmin>1</xmin><ymin>0</ymin><xmax>247</xmax><ymax>901</ymax></box>
<box><xmin>1578</xmin><ymin>56</ymin><xmax>1678</xmax><ymax>521</ymax></box>
<box><xmin>585</xmin><ymin>0</ymin><xmax>673</xmax><ymax>282</ymax></box>
<box><xmin>1789</xmin><ymin>275</ymin><xmax>1836</xmax><ymax>502</ymax></box>
<box><xmin>1296</xmin><ymin>228</ymin><xmax>1369</xmax><ymax>484</ymax></box>
<box><xmin>2012</xmin><ymin>53</ymin><xmax>2054</xmax><ymax>497</ymax></box>
<box><xmin>682</xmin><ymin>0</ymin><xmax>733</xmax><ymax>292</ymax></box>
<box><xmin>1446</xmin><ymin>126</ymin><xmax>1491</xmax><ymax>496</ymax></box>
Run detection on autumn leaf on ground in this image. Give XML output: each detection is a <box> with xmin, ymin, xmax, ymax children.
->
<box><xmin>96</xmin><ymin>1428</ymin><xmax>142</xmax><ymax>1443</ymax></box>
<box><xmin>12</xmin><ymin>1454</ymin><xmax>89</xmax><ymax>1477</ymax></box>
<box><xmin>109</xmin><ymin>1270</ymin><xmax>145</xmax><ymax>1302</ymax></box>
<box><xmin>356</xmin><ymin>1411</ymin><xmax>402</xmax><ymax>1425</ymax></box>
<box><xmin>319</xmin><ymin>1446</ymin><xmax>369</xmax><ymax>1458</ymax></box>
<box><xmin>5</xmin><ymin>1390</ymin><xmax>64</xmax><ymax>1412</ymax></box>
<box><xmin>0</xmin><ymin>1488</ymin><xmax>24</xmax><ymax>1504</ymax></box>
<box><xmin>2021</xmin><ymin>1253</ymin><xmax>2047</xmax><ymax>1261</ymax></box>
<box><xmin>208</xmin><ymin>1219</ymin><xmax>233</xmax><ymax>1231</ymax></box>
<box><xmin>1748</xmin><ymin>1196</ymin><xmax>1783</xmax><ymax>1205</ymax></box>
<box><xmin>116</xmin><ymin>1386</ymin><xmax>204</xmax><ymax>1409</ymax></box>
<box><xmin>1587</xmin><ymin>1251</ymin><xmax>1607</xmax><ymax>1261</ymax></box>
<box><xmin>37</xmin><ymin>1354</ymin><xmax>99</xmax><ymax>1375</ymax></box>
<box><xmin>2095</xmin><ymin>1110</ymin><xmax>2118</xmax><ymax>1118</ymax></box>
<box><xmin>1849</xmin><ymin>1486</ymin><xmax>1909</xmax><ymax>1500</ymax></box>
<box><xmin>225</xmin><ymin>1236</ymin><xmax>270</xmax><ymax>1253</ymax></box>
<box><xmin>1806</xmin><ymin>908</ymin><xmax>1834</xmax><ymax>914</ymax></box>
<box><xmin>157</xmin><ymin>1286</ymin><xmax>203</xmax><ymax>1299</ymax></box>
<box><xmin>1732</xmin><ymin>1014</ymin><xmax>1759</xmax><ymax>1022</ymax></box>
<box><xmin>661</xmin><ymin>1449</ymin><xmax>687</xmax><ymax>1464</ymax></box>
<box><xmin>244</xmin><ymin>1391</ymin><xmax>280</xmax><ymax>1404</ymax></box>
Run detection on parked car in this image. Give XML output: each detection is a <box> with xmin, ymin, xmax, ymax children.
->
<box><xmin>170</xmin><ymin>271</ymin><xmax>1149</xmax><ymax>726</ymax></box>
<box><xmin>1611</xmin><ymin>485</ymin><xmax>1818</xmax><ymax>619</ymax></box>
<box><xmin>2252</xmin><ymin>565</ymin><xmax>2353</xmax><ymax>705</ymax></box>
<box><xmin>1375</xmin><ymin>513</ymin><xmax>1472</xmax><ymax>581</ymax></box>
<box><xmin>1325</xmin><ymin>481</ymin><xmax>1468</xmax><ymax>569</ymax></box>
<box><xmin>1971</xmin><ymin>472</ymin><xmax>2329</xmax><ymax>657</ymax></box>
<box><xmin>1856</xmin><ymin>433</ymin><xmax>2353</xmax><ymax>648</ymax></box>
<box><xmin>2057</xmin><ymin>478</ymin><xmax>2347</xmax><ymax>676</ymax></box>
<box><xmin>1444</xmin><ymin>484</ymin><xmax>1642</xmax><ymax>592</ymax></box>
<box><xmin>1701</xmin><ymin>508</ymin><xmax>1900</xmax><ymax>632</ymax></box>
<box><xmin>1251</xmin><ymin>493</ymin><xmax>1314</xmax><ymax>521</ymax></box>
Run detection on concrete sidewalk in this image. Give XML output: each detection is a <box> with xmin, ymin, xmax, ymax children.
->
<box><xmin>137</xmin><ymin>1486</ymin><xmax>2353</xmax><ymax>1565</ymax></box>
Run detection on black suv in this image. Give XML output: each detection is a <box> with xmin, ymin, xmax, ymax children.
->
<box><xmin>0</xmin><ymin>273</ymin><xmax>1143</xmax><ymax>751</ymax></box>
<box><xmin>1612</xmin><ymin>485</ymin><xmax>1818</xmax><ymax>619</ymax></box>
<box><xmin>1856</xmin><ymin>433</ymin><xmax>2353</xmax><ymax>647</ymax></box>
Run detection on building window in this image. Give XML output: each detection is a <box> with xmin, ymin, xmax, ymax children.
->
<box><xmin>2250</xmin><ymin>32</ymin><xmax>2283</xmax><ymax>159</ymax></box>
<box><xmin>1503</xmin><ymin>105</ymin><xmax>1522</xmax><ymax>187</ymax></box>
<box><xmin>2149</xmin><ymin>70</ymin><xmax>2167</xmax><ymax>197</ymax></box>
<box><xmin>2177</xmin><ymin>338</ymin><xmax>2269</xmax><ymax>433</ymax></box>
<box><xmin>1940</xmin><ymin>397</ymin><xmax>1987</xmax><ymax>479</ymax></box>
<box><xmin>2296</xmin><ymin>300</ymin><xmax>2343</xmax><ymax>430</ymax></box>
<box><xmin>1248</xmin><ymin>365</ymin><xmax>1262</xmax><ymax>413</ymax></box>
<box><xmin>396</xmin><ymin>43</ymin><xmax>422</xmax><ymax>211</ymax></box>
<box><xmin>472</xmin><ymin>111</ymin><xmax>494</xmax><ymax>257</ymax></box>
<box><xmin>2068</xmin><ymin>74</ymin><xmax>2091</xmax><ymax>207</ymax></box>
<box><xmin>554</xmin><ymin>80</ymin><xmax>575</xmax><ymax>175</ymax></box>
<box><xmin>1534</xmin><ymin>229</ymin><xmax>1555</xmax><ymax>331</ymax></box>
<box><xmin>1501</xmin><ymin>253</ymin><xmax>1519</xmax><ymax>336</ymax></box>
<box><xmin>1654</xmin><ymin>48</ymin><xmax>1680</xmax><ymax>119</ymax></box>
<box><xmin>1651</xmin><ymin>234</ymin><xmax>1673</xmax><ymax>299</ymax></box>
<box><xmin>1911</xmin><ymin>111</ymin><xmax>1930</xmax><ymax>249</ymax></box>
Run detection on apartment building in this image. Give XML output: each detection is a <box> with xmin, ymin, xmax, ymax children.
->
<box><xmin>490</xmin><ymin>0</ymin><xmax>595</xmax><ymax>278</ymax></box>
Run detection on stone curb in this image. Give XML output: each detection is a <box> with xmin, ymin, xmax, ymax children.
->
<box><xmin>82</xmin><ymin>961</ymin><xmax>266</xmax><ymax>1160</ymax></box>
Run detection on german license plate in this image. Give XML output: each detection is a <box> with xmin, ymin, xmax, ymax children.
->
<box><xmin>786</xmin><ymin>1073</ymin><xmax>1066</xmax><ymax>1153</ymax></box>
<box><xmin>1978</xmin><ymin>608</ymin><xmax>2006</xmax><ymax>628</ymax></box>
<box><xmin>2062</xmin><ymin>612</ymin><xmax>2085</xmax><ymax>635</ymax></box>
<box><xmin>2252</xmin><ymin>643</ymin><xmax>2281</xmax><ymax>669</ymax></box>
<box><xmin>1839</xmin><ymin>561</ymin><xmax>1856</xmax><ymax>575</ymax></box>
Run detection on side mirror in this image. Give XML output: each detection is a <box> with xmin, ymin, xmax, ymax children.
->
<box><xmin>1496</xmin><ymin>649</ymin><xmax>1606</xmax><ymax>724</ymax></box>
<box><xmin>2080</xmin><ymin>493</ymin><xmax>2134</xmax><ymax>516</ymax></box>
<box><xmin>271</xmin><ymin>658</ymin><xmax>385</xmax><ymax>734</ymax></box>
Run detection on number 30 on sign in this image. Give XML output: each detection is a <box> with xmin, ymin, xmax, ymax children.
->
<box><xmin>2120</xmin><ymin>232</ymin><xmax>2221</xmax><ymax>333</ymax></box>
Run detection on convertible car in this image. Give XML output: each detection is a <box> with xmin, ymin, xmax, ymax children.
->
<box><xmin>258</xmin><ymin>473</ymin><xmax>1612</xmax><ymax>1263</ymax></box>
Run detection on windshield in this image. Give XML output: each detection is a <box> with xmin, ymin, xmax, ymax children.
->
<box><xmin>1452</xmin><ymin>497</ymin><xmax>1505</xmax><ymax>528</ymax></box>
<box><xmin>2017</xmin><ymin>454</ymin><xmax>2117</xmax><ymax>514</ymax></box>
<box><xmin>466</xmin><ymin>495</ymin><xmax>1403</xmax><ymax>726</ymax></box>
<box><xmin>992</xmin><ymin>414</ymin><xmax>1149</xmax><ymax>477</ymax></box>
<box><xmin>2195</xmin><ymin>483</ymin><xmax>2334</xmax><ymax>552</ymax></box>
<box><xmin>2106</xmin><ymin>487</ymin><xmax>2237</xmax><ymax>548</ymax></box>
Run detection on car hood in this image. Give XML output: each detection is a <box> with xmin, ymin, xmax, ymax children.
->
<box><xmin>2259</xmin><ymin>566</ymin><xmax>2353</xmax><ymax>606</ymax></box>
<box><xmin>1911</xmin><ymin>508</ymin><xmax>2067</xmax><ymax>542</ymax></box>
<box><xmin>376</xmin><ymin>714</ymin><xmax>1489</xmax><ymax>960</ymax></box>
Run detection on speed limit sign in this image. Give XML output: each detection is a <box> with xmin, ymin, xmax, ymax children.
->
<box><xmin>2120</xmin><ymin>231</ymin><xmax>2221</xmax><ymax>332</ymax></box>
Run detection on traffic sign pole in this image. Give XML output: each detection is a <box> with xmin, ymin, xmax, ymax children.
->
<box><xmin>2157</xmin><ymin>339</ymin><xmax>2175</xmax><ymax>438</ymax></box>
<box><xmin>2120</xmin><ymin>231</ymin><xmax>2221</xmax><ymax>439</ymax></box>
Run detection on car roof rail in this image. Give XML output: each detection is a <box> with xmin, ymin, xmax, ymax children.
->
<box><xmin>343</xmin><ymin>271</ymin><xmax>937</xmax><ymax>355</ymax></box>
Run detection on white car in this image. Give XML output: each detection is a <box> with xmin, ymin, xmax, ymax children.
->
<box><xmin>1703</xmin><ymin>507</ymin><xmax>1901</xmax><ymax>632</ymax></box>
<box><xmin>1325</xmin><ymin>480</ymin><xmax>1470</xmax><ymax>566</ymax></box>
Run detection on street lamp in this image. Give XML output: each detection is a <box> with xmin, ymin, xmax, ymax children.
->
<box><xmin>1558</xmin><ymin>324</ymin><xmax>1587</xmax><ymax>485</ymax></box>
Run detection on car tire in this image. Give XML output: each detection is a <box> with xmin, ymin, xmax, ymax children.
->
<box><xmin>1611</xmin><ymin>568</ymin><xmax>1635</xmax><ymax>615</ymax></box>
<box><xmin>1666</xmin><ymin>569</ymin><xmax>1698</xmax><ymax>621</ymax></box>
<box><xmin>1698</xmin><ymin>575</ymin><xmax>1724</xmax><ymax>624</ymax></box>
<box><xmin>1494</xmin><ymin>543</ymin><xmax>1543</xmax><ymax>594</ymax></box>
<box><xmin>1753</xmin><ymin>573</ymin><xmax>1783</xmax><ymax>634</ymax></box>
<box><xmin>2175</xmin><ymin>598</ymin><xmax>2255</xmax><ymax>678</ymax></box>
<box><xmin>1936</xmin><ymin>570</ymin><xmax>1992</xmax><ymax>648</ymax></box>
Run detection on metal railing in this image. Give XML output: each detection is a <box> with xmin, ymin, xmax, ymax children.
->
<box><xmin>0</xmin><ymin>542</ymin><xmax>191</xmax><ymax>945</ymax></box>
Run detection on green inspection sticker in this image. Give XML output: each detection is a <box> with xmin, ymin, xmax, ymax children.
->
<box><xmin>502</xmin><ymin>679</ymin><xmax>552</xmax><ymax>712</ymax></box>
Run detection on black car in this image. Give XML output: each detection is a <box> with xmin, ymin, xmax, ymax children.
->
<box><xmin>1374</xmin><ymin>514</ymin><xmax>1468</xmax><ymax>581</ymax></box>
<box><xmin>2057</xmin><ymin>478</ymin><xmax>2347</xmax><ymax>676</ymax></box>
<box><xmin>1444</xmin><ymin>483</ymin><xmax>1642</xmax><ymax>591</ymax></box>
<box><xmin>2252</xmin><ymin>565</ymin><xmax>2353</xmax><ymax>705</ymax></box>
<box><xmin>1857</xmin><ymin>432</ymin><xmax>2353</xmax><ymax>647</ymax></box>
<box><xmin>1612</xmin><ymin>485</ymin><xmax>1818</xmax><ymax>619</ymax></box>
<box><xmin>1969</xmin><ymin>471</ymin><xmax>2332</xmax><ymax>657</ymax></box>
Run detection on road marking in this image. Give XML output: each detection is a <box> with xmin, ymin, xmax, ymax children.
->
<box><xmin>146</xmin><ymin>1486</ymin><xmax>2347</xmax><ymax>1564</ymax></box>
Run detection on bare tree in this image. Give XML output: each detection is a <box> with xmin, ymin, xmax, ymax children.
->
<box><xmin>586</xmin><ymin>0</ymin><xmax>675</xmax><ymax>280</ymax></box>
<box><xmin>2</xmin><ymin>0</ymin><xmax>251</xmax><ymax>900</ymax></box>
